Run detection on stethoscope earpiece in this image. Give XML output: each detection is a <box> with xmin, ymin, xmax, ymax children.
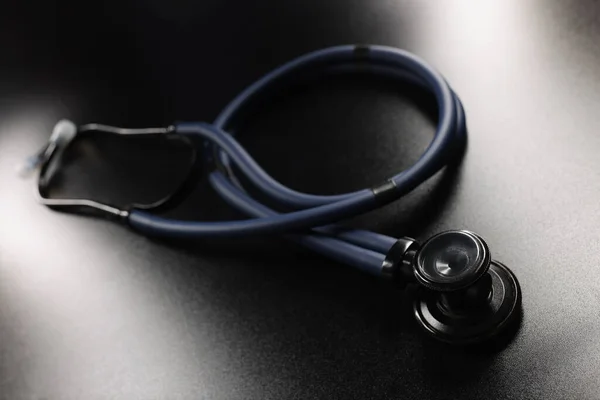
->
<box><xmin>409</xmin><ymin>231</ymin><xmax>521</xmax><ymax>345</ymax></box>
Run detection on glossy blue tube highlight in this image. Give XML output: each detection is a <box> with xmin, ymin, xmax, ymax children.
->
<box><xmin>209</xmin><ymin>171</ymin><xmax>386</xmax><ymax>275</ymax></box>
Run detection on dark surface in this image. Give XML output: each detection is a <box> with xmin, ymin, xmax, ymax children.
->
<box><xmin>1</xmin><ymin>1</ymin><xmax>600</xmax><ymax>399</ymax></box>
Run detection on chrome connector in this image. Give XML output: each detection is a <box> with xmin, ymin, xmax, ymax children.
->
<box><xmin>381</xmin><ymin>237</ymin><xmax>420</xmax><ymax>285</ymax></box>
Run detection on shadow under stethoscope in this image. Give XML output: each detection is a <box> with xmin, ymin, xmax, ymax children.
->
<box><xmin>401</xmin><ymin>285</ymin><xmax>523</xmax><ymax>387</ymax></box>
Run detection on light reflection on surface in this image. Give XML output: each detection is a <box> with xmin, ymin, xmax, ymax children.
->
<box><xmin>404</xmin><ymin>1</ymin><xmax>600</xmax><ymax>397</ymax></box>
<box><xmin>0</xmin><ymin>107</ymin><xmax>241</xmax><ymax>398</ymax></box>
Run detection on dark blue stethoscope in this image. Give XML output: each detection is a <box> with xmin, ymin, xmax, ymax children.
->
<box><xmin>26</xmin><ymin>45</ymin><xmax>521</xmax><ymax>345</ymax></box>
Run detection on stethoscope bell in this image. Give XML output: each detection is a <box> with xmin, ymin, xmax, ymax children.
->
<box><xmin>410</xmin><ymin>231</ymin><xmax>521</xmax><ymax>345</ymax></box>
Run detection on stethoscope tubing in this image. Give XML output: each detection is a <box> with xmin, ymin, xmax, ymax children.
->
<box><xmin>127</xmin><ymin>45</ymin><xmax>466</xmax><ymax>276</ymax></box>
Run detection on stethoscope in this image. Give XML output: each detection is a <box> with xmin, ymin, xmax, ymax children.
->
<box><xmin>23</xmin><ymin>45</ymin><xmax>521</xmax><ymax>345</ymax></box>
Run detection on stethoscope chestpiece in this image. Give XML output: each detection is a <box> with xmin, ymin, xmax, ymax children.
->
<box><xmin>413</xmin><ymin>230</ymin><xmax>491</xmax><ymax>292</ymax></box>
<box><xmin>410</xmin><ymin>230</ymin><xmax>521</xmax><ymax>345</ymax></box>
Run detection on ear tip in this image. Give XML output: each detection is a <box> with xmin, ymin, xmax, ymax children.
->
<box><xmin>51</xmin><ymin>119</ymin><xmax>78</xmax><ymax>143</ymax></box>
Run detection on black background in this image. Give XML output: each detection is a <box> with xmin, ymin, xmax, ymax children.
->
<box><xmin>2</xmin><ymin>1</ymin><xmax>600</xmax><ymax>399</ymax></box>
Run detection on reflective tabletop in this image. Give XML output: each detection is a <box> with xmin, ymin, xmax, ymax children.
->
<box><xmin>1</xmin><ymin>1</ymin><xmax>599</xmax><ymax>398</ymax></box>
